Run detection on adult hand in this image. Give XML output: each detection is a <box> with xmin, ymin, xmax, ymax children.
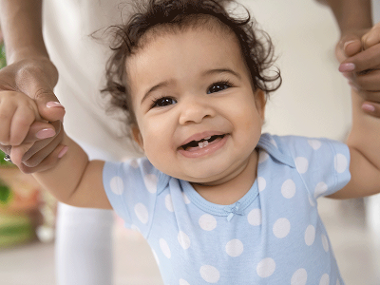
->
<box><xmin>336</xmin><ymin>25</ymin><xmax>380</xmax><ymax>117</ymax></box>
<box><xmin>0</xmin><ymin>57</ymin><xmax>66</xmax><ymax>172</ymax></box>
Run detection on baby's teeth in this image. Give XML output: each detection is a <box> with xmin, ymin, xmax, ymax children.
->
<box><xmin>198</xmin><ymin>141</ymin><xmax>209</xmax><ymax>148</ymax></box>
<box><xmin>204</xmin><ymin>136</ymin><xmax>211</xmax><ymax>140</ymax></box>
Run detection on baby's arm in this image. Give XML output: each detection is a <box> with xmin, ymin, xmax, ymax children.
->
<box><xmin>328</xmin><ymin>26</ymin><xmax>380</xmax><ymax>198</ymax></box>
<box><xmin>0</xmin><ymin>90</ymin><xmax>111</xmax><ymax>209</ymax></box>
<box><xmin>31</xmin><ymin>133</ymin><xmax>111</xmax><ymax>209</ymax></box>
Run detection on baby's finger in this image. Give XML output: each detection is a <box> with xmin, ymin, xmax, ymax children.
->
<box><xmin>0</xmin><ymin>99</ymin><xmax>17</xmax><ymax>145</ymax></box>
<box><xmin>19</xmin><ymin>144</ymin><xmax>68</xmax><ymax>174</ymax></box>
<box><xmin>9</xmin><ymin>103</ymin><xmax>41</xmax><ymax>146</ymax></box>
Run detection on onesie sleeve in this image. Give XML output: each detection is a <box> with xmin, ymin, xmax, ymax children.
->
<box><xmin>278</xmin><ymin>135</ymin><xmax>351</xmax><ymax>200</ymax></box>
<box><xmin>102</xmin><ymin>158</ymin><xmax>163</xmax><ymax>236</ymax></box>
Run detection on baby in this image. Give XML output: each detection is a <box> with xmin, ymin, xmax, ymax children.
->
<box><xmin>1</xmin><ymin>0</ymin><xmax>380</xmax><ymax>284</ymax></box>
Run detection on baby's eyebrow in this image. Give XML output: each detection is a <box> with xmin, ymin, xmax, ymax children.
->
<box><xmin>141</xmin><ymin>80</ymin><xmax>173</xmax><ymax>105</ymax></box>
<box><xmin>202</xmin><ymin>68</ymin><xmax>241</xmax><ymax>79</ymax></box>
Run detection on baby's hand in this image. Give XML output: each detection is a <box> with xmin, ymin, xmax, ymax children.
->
<box><xmin>0</xmin><ymin>90</ymin><xmax>45</xmax><ymax>145</ymax></box>
<box><xmin>0</xmin><ymin>90</ymin><xmax>65</xmax><ymax>172</ymax></box>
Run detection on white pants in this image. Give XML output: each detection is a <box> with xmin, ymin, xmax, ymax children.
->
<box><xmin>55</xmin><ymin>141</ymin><xmax>117</xmax><ymax>285</ymax></box>
<box><xmin>55</xmin><ymin>203</ymin><xmax>114</xmax><ymax>285</ymax></box>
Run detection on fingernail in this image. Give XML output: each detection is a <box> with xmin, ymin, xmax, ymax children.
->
<box><xmin>36</xmin><ymin>128</ymin><xmax>56</xmax><ymax>139</ymax></box>
<box><xmin>362</xmin><ymin>103</ymin><xmax>376</xmax><ymax>112</ymax></box>
<box><xmin>58</xmin><ymin>146</ymin><xmax>68</xmax><ymax>158</ymax></box>
<box><xmin>343</xmin><ymin>40</ymin><xmax>356</xmax><ymax>50</ymax></box>
<box><xmin>46</xmin><ymin>101</ymin><xmax>64</xmax><ymax>108</ymax></box>
<box><xmin>339</xmin><ymin>63</ymin><xmax>355</xmax><ymax>72</ymax></box>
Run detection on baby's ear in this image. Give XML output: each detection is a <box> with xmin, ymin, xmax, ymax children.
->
<box><xmin>132</xmin><ymin>125</ymin><xmax>144</xmax><ymax>151</ymax></box>
<box><xmin>255</xmin><ymin>89</ymin><xmax>266</xmax><ymax>121</ymax></box>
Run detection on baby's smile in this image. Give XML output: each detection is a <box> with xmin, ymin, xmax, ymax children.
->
<box><xmin>178</xmin><ymin>132</ymin><xmax>229</xmax><ymax>158</ymax></box>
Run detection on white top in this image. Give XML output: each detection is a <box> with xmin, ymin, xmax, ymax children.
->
<box><xmin>42</xmin><ymin>0</ymin><xmax>138</xmax><ymax>161</ymax></box>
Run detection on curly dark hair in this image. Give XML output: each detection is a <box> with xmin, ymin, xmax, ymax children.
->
<box><xmin>102</xmin><ymin>0</ymin><xmax>281</xmax><ymax>127</ymax></box>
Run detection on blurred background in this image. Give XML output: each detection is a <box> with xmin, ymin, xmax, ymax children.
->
<box><xmin>0</xmin><ymin>0</ymin><xmax>379</xmax><ymax>284</ymax></box>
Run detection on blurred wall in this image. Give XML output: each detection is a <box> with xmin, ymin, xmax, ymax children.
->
<box><xmin>241</xmin><ymin>0</ymin><xmax>351</xmax><ymax>140</ymax></box>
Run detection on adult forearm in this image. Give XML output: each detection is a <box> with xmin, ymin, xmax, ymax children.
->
<box><xmin>0</xmin><ymin>0</ymin><xmax>48</xmax><ymax>64</ymax></box>
<box><xmin>325</xmin><ymin>0</ymin><xmax>372</xmax><ymax>34</ymax></box>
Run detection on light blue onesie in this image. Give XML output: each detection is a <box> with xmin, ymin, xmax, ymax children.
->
<box><xmin>103</xmin><ymin>133</ymin><xmax>351</xmax><ymax>284</ymax></box>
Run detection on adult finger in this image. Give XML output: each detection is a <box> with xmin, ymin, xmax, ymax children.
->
<box><xmin>22</xmin><ymin>120</ymin><xmax>57</xmax><ymax>144</ymax></box>
<box><xmin>349</xmin><ymin>69</ymin><xmax>380</xmax><ymax>92</ymax></box>
<box><xmin>339</xmin><ymin>44</ymin><xmax>380</xmax><ymax>73</ymax></box>
<box><xmin>362</xmin><ymin>25</ymin><xmax>380</xmax><ymax>50</ymax></box>
<box><xmin>336</xmin><ymin>34</ymin><xmax>362</xmax><ymax>62</ymax></box>
<box><xmin>22</xmin><ymin>121</ymin><xmax>63</xmax><ymax>167</ymax></box>
<box><xmin>361</xmin><ymin>101</ymin><xmax>380</xmax><ymax>118</ymax></box>
<box><xmin>33</xmin><ymin>88</ymin><xmax>66</xmax><ymax>123</ymax></box>
<box><xmin>18</xmin><ymin>144</ymin><xmax>68</xmax><ymax>174</ymax></box>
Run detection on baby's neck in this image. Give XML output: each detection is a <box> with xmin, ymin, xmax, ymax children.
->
<box><xmin>191</xmin><ymin>149</ymin><xmax>259</xmax><ymax>205</ymax></box>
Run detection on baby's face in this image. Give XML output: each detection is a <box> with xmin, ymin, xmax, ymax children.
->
<box><xmin>127</xmin><ymin>27</ymin><xmax>265</xmax><ymax>185</ymax></box>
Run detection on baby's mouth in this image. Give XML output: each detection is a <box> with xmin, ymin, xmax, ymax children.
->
<box><xmin>180</xmin><ymin>135</ymin><xmax>226</xmax><ymax>151</ymax></box>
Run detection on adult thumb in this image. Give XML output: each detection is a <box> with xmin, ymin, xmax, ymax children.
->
<box><xmin>33</xmin><ymin>88</ymin><xmax>65</xmax><ymax>122</ymax></box>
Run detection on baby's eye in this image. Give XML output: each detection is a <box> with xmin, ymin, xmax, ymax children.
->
<box><xmin>207</xmin><ymin>81</ymin><xmax>231</xmax><ymax>94</ymax></box>
<box><xmin>151</xmin><ymin>97</ymin><xmax>177</xmax><ymax>108</ymax></box>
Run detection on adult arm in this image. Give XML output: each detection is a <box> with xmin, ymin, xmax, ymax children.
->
<box><xmin>0</xmin><ymin>0</ymin><xmax>65</xmax><ymax>172</ymax></box>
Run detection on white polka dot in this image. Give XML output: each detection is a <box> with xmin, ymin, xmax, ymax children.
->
<box><xmin>295</xmin><ymin>157</ymin><xmax>309</xmax><ymax>174</ymax></box>
<box><xmin>273</xmin><ymin>218</ymin><xmax>291</xmax><ymax>239</ymax></box>
<box><xmin>144</xmin><ymin>174</ymin><xmax>158</xmax><ymax>193</ymax></box>
<box><xmin>259</xmin><ymin>151</ymin><xmax>269</xmax><ymax>163</ymax></box>
<box><xmin>165</xmin><ymin>194</ymin><xmax>174</xmax><ymax>212</ymax></box>
<box><xmin>321</xmin><ymin>234</ymin><xmax>329</xmax><ymax>252</ymax></box>
<box><xmin>291</xmin><ymin>268</ymin><xmax>307</xmax><ymax>285</ymax></box>
<box><xmin>281</xmin><ymin>179</ymin><xmax>296</xmax><ymax>199</ymax></box>
<box><xmin>134</xmin><ymin>203</ymin><xmax>149</xmax><ymax>224</ymax></box>
<box><xmin>182</xmin><ymin>192</ymin><xmax>191</xmax><ymax>204</ymax></box>
<box><xmin>110</xmin><ymin>176</ymin><xmax>124</xmax><ymax>195</ymax></box>
<box><xmin>178</xmin><ymin>231</ymin><xmax>191</xmax><ymax>249</ymax></box>
<box><xmin>334</xmin><ymin>154</ymin><xmax>348</xmax><ymax>173</ymax></box>
<box><xmin>159</xmin><ymin>238</ymin><xmax>171</xmax><ymax>259</ymax></box>
<box><xmin>199</xmin><ymin>214</ymin><xmax>217</xmax><ymax>231</ymax></box>
<box><xmin>308</xmin><ymin>140</ymin><xmax>321</xmax><ymax>150</ymax></box>
<box><xmin>225</xmin><ymin>239</ymin><xmax>244</xmax><ymax>257</ymax></box>
<box><xmin>256</xmin><ymin>258</ymin><xmax>276</xmax><ymax>278</ymax></box>
<box><xmin>314</xmin><ymin>181</ymin><xmax>328</xmax><ymax>198</ymax></box>
<box><xmin>305</xmin><ymin>225</ymin><xmax>316</xmax><ymax>246</ymax></box>
<box><xmin>130</xmin><ymin>159</ymin><xmax>139</xmax><ymax>168</ymax></box>
<box><xmin>200</xmin><ymin>265</ymin><xmax>220</xmax><ymax>283</ymax></box>
<box><xmin>247</xmin><ymin>209</ymin><xmax>262</xmax><ymax>226</ymax></box>
<box><xmin>179</xmin><ymin>279</ymin><xmax>190</xmax><ymax>285</ymax></box>
<box><xmin>258</xmin><ymin>177</ymin><xmax>266</xmax><ymax>192</ymax></box>
<box><xmin>319</xmin><ymin>274</ymin><xmax>330</xmax><ymax>285</ymax></box>
<box><xmin>152</xmin><ymin>249</ymin><xmax>159</xmax><ymax>265</ymax></box>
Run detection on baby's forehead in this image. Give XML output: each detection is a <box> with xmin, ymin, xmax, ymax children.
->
<box><xmin>133</xmin><ymin>15</ymin><xmax>237</xmax><ymax>53</ymax></box>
